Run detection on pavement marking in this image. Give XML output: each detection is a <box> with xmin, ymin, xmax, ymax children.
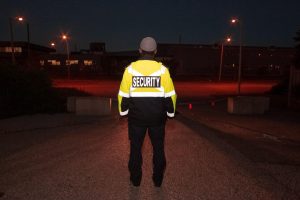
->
<box><xmin>262</xmin><ymin>134</ymin><xmax>281</xmax><ymax>142</ymax></box>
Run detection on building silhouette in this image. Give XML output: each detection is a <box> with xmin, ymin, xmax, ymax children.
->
<box><xmin>0</xmin><ymin>41</ymin><xmax>295</xmax><ymax>79</ymax></box>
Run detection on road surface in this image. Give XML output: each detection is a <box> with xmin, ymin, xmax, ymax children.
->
<box><xmin>0</xmin><ymin>114</ymin><xmax>297</xmax><ymax>199</ymax></box>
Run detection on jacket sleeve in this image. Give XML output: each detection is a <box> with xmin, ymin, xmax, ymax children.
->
<box><xmin>163</xmin><ymin>68</ymin><xmax>176</xmax><ymax>117</ymax></box>
<box><xmin>118</xmin><ymin>68</ymin><xmax>131</xmax><ymax>116</ymax></box>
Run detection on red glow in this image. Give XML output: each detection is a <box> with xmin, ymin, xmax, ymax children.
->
<box><xmin>53</xmin><ymin>80</ymin><xmax>277</xmax><ymax>98</ymax></box>
<box><xmin>189</xmin><ymin>103</ymin><xmax>192</xmax><ymax>110</ymax></box>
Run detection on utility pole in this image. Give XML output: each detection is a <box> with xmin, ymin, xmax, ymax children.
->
<box><xmin>9</xmin><ymin>17</ymin><xmax>16</xmax><ymax>65</ymax></box>
<box><xmin>219</xmin><ymin>43</ymin><xmax>224</xmax><ymax>81</ymax></box>
<box><xmin>27</xmin><ymin>22</ymin><xmax>30</xmax><ymax>59</ymax></box>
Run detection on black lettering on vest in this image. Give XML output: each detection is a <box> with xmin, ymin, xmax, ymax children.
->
<box><xmin>132</xmin><ymin>76</ymin><xmax>161</xmax><ymax>88</ymax></box>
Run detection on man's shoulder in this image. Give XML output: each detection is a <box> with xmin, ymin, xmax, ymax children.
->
<box><xmin>124</xmin><ymin>62</ymin><xmax>135</xmax><ymax>71</ymax></box>
<box><xmin>160</xmin><ymin>64</ymin><xmax>168</xmax><ymax>70</ymax></box>
<box><xmin>160</xmin><ymin>64</ymin><xmax>170</xmax><ymax>75</ymax></box>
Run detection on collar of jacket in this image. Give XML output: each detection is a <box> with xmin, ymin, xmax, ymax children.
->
<box><xmin>139</xmin><ymin>54</ymin><xmax>156</xmax><ymax>61</ymax></box>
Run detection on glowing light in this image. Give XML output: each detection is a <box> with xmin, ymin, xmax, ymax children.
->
<box><xmin>231</xmin><ymin>18</ymin><xmax>238</xmax><ymax>24</ymax></box>
<box><xmin>188</xmin><ymin>103</ymin><xmax>192</xmax><ymax>110</ymax></box>
<box><xmin>50</xmin><ymin>42</ymin><xmax>55</xmax><ymax>47</ymax></box>
<box><xmin>17</xmin><ymin>17</ymin><xmax>24</xmax><ymax>21</ymax></box>
<box><xmin>226</xmin><ymin>37</ymin><xmax>232</xmax><ymax>43</ymax></box>
<box><xmin>62</xmin><ymin>34</ymin><xmax>68</xmax><ymax>40</ymax></box>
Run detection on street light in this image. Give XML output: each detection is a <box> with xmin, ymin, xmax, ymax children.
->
<box><xmin>61</xmin><ymin>34</ymin><xmax>70</xmax><ymax>79</ymax></box>
<box><xmin>219</xmin><ymin>36</ymin><xmax>232</xmax><ymax>81</ymax></box>
<box><xmin>9</xmin><ymin>17</ymin><xmax>15</xmax><ymax>65</ymax></box>
<box><xmin>50</xmin><ymin>42</ymin><xmax>56</xmax><ymax>48</ymax></box>
<box><xmin>230</xmin><ymin>17</ymin><xmax>243</xmax><ymax>95</ymax></box>
<box><xmin>9</xmin><ymin>16</ymin><xmax>30</xmax><ymax>65</ymax></box>
<box><xmin>17</xmin><ymin>16</ymin><xmax>30</xmax><ymax>61</ymax></box>
<box><xmin>231</xmin><ymin>19</ymin><xmax>237</xmax><ymax>24</ymax></box>
<box><xmin>62</xmin><ymin>35</ymin><xmax>67</xmax><ymax>40</ymax></box>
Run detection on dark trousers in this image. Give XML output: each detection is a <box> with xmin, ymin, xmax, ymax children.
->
<box><xmin>128</xmin><ymin>124</ymin><xmax>166</xmax><ymax>180</ymax></box>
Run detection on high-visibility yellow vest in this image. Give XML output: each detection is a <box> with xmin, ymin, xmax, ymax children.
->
<box><xmin>118</xmin><ymin>60</ymin><xmax>176</xmax><ymax>120</ymax></box>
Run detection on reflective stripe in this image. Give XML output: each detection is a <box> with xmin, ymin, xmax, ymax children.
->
<box><xmin>165</xmin><ymin>90</ymin><xmax>176</xmax><ymax>97</ymax></box>
<box><xmin>149</xmin><ymin>71</ymin><xmax>161</xmax><ymax>76</ymax></box>
<box><xmin>130</xmin><ymin>86</ymin><xmax>137</xmax><ymax>92</ymax></box>
<box><xmin>128</xmin><ymin>66</ymin><xmax>143</xmax><ymax>76</ymax></box>
<box><xmin>130</xmin><ymin>92</ymin><xmax>165</xmax><ymax>97</ymax></box>
<box><xmin>158</xmin><ymin>86</ymin><xmax>164</xmax><ymax>92</ymax></box>
<box><xmin>120</xmin><ymin>109</ymin><xmax>129</xmax><ymax>116</ymax></box>
<box><xmin>128</xmin><ymin>65</ymin><xmax>166</xmax><ymax>77</ymax></box>
<box><xmin>148</xmin><ymin>65</ymin><xmax>166</xmax><ymax>76</ymax></box>
<box><xmin>160</xmin><ymin>65</ymin><xmax>166</xmax><ymax>74</ymax></box>
<box><xmin>167</xmin><ymin>112</ymin><xmax>175</xmax><ymax>117</ymax></box>
<box><xmin>118</xmin><ymin>90</ymin><xmax>130</xmax><ymax>98</ymax></box>
<box><xmin>130</xmin><ymin>86</ymin><xmax>164</xmax><ymax>92</ymax></box>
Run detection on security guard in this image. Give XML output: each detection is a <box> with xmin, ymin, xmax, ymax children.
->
<box><xmin>118</xmin><ymin>37</ymin><xmax>176</xmax><ymax>187</ymax></box>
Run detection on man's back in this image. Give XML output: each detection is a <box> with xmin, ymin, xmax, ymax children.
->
<box><xmin>120</xmin><ymin>59</ymin><xmax>174</xmax><ymax>126</ymax></box>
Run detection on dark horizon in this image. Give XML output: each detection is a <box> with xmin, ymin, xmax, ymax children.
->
<box><xmin>1</xmin><ymin>0</ymin><xmax>300</xmax><ymax>52</ymax></box>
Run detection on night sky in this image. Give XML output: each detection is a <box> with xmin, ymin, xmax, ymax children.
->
<box><xmin>1</xmin><ymin>0</ymin><xmax>300</xmax><ymax>52</ymax></box>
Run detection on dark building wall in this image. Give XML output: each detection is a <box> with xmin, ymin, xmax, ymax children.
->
<box><xmin>158</xmin><ymin>44</ymin><xmax>229</xmax><ymax>76</ymax></box>
<box><xmin>40</xmin><ymin>53</ymin><xmax>107</xmax><ymax>78</ymax></box>
<box><xmin>0</xmin><ymin>41</ymin><xmax>55</xmax><ymax>67</ymax></box>
<box><xmin>158</xmin><ymin>44</ymin><xmax>295</xmax><ymax>79</ymax></box>
<box><xmin>89</xmin><ymin>42</ymin><xmax>106</xmax><ymax>53</ymax></box>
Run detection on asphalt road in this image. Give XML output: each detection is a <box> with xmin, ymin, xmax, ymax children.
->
<box><xmin>0</xmin><ymin>115</ymin><xmax>298</xmax><ymax>199</ymax></box>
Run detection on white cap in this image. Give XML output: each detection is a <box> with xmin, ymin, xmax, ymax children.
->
<box><xmin>139</xmin><ymin>37</ymin><xmax>157</xmax><ymax>52</ymax></box>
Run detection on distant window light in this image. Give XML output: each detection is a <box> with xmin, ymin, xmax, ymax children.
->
<box><xmin>40</xmin><ymin>60</ymin><xmax>45</xmax><ymax>66</ymax></box>
<box><xmin>232</xmin><ymin>63</ymin><xmax>235</xmax><ymax>68</ymax></box>
<box><xmin>66</xmin><ymin>60</ymin><xmax>79</xmax><ymax>65</ymax></box>
<box><xmin>84</xmin><ymin>60</ymin><xmax>93</xmax><ymax>66</ymax></box>
<box><xmin>0</xmin><ymin>47</ymin><xmax>22</xmax><ymax>53</ymax></box>
<box><xmin>258</xmin><ymin>53</ymin><xmax>261</xmax><ymax>56</ymax></box>
<box><xmin>47</xmin><ymin>60</ymin><xmax>61</xmax><ymax>66</ymax></box>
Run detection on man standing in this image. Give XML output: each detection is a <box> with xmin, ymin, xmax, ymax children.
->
<box><xmin>118</xmin><ymin>37</ymin><xmax>176</xmax><ymax>187</ymax></box>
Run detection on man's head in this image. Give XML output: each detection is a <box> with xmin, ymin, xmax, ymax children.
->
<box><xmin>139</xmin><ymin>37</ymin><xmax>157</xmax><ymax>56</ymax></box>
